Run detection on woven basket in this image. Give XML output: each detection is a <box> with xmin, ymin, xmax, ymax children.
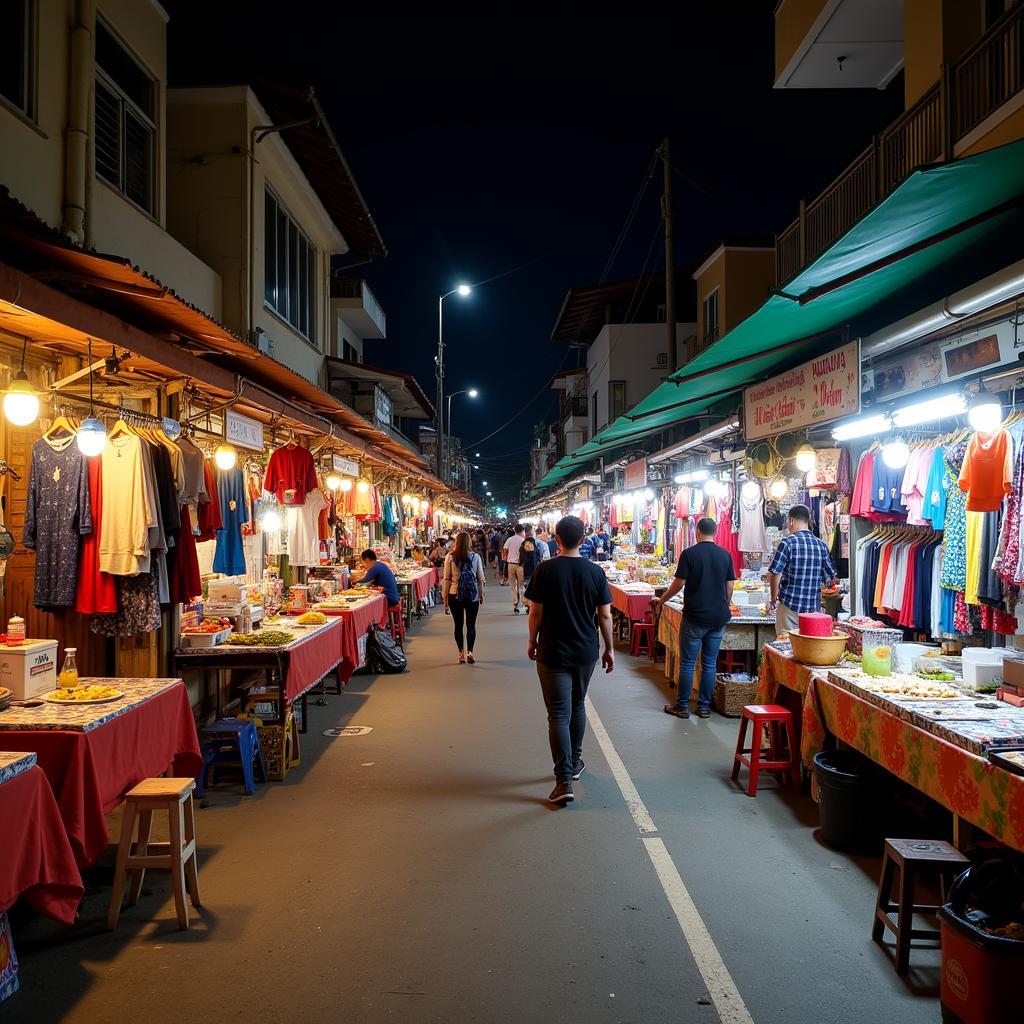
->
<box><xmin>712</xmin><ymin>675</ymin><xmax>759</xmax><ymax>718</ymax></box>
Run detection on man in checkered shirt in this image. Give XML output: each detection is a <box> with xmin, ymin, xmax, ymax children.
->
<box><xmin>767</xmin><ymin>504</ymin><xmax>838</xmax><ymax>635</ymax></box>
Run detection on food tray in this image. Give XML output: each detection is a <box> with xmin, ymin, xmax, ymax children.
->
<box><xmin>42</xmin><ymin>689</ymin><xmax>125</xmax><ymax>705</ymax></box>
<box><xmin>988</xmin><ymin>746</ymin><xmax>1024</xmax><ymax>776</ymax></box>
<box><xmin>179</xmin><ymin>628</ymin><xmax>232</xmax><ymax>648</ymax></box>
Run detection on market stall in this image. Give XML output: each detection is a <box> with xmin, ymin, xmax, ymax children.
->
<box><xmin>394</xmin><ymin>565</ymin><xmax>439</xmax><ymax>628</ymax></box>
<box><xmin>757</xmin><ymin>643</ymin><xmax>1024</xmax><ymax>853</ymax></box>
<box><xmin>0</xmin><ymin>679</ymin><xmax>201</xmax><ymax>867</ymax></box>
<box><xmin>0</xmin><ymin>752</ymin><xmax>82</xmax><ymax>926</ymax></box>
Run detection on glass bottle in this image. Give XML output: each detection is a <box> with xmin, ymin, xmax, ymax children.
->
<box><xmin>58</xmin><ymin>648</ymin><xmax>79</xmax><ymax>692</ymax></box>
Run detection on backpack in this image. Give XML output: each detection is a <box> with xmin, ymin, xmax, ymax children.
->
<box><xmin>456</xmin><ymin>556</ymin><xmax>479</xmax><ymax>602</ymax></box>
<box><xmin>520</xmin><ymin>537</ymin><xmax>539</xmax><ymax>575</ymax></box>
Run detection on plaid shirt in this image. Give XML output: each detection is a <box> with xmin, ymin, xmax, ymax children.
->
<box><xmin>769</xmin><ymin>529</ymin><xmax>837</xmax><ymax>614</ymax></box>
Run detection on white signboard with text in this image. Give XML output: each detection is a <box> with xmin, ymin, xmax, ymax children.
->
<box><xmin>225</xmin><ymin>410</ymin><xmax>265</xmax><ymax>451</ymax></box>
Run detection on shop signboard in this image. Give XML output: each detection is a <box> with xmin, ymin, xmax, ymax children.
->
<box><xmin>225</xmin><ymin>410</ymin><xmax>264</xmax><ymax>451</ymax></box>
<box><xmin>332</xmin><ymin>455</ymin><xmax>359</xmax><ymax>477</ymax></box>
<box><xmin>743</xmin><ymin>339</ymin><xmax>860</xmax><ymax>441</ymax></box>
<box><xmin>623</xmin><ymin>458</ymin><xmax>647</xmax><ymax>489</ymax></box>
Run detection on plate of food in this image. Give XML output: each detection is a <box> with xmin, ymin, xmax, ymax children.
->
<box><xmin>43</xmin><ymin>685</ymin><xmax>125</xmax><ymax>705</ymax></box>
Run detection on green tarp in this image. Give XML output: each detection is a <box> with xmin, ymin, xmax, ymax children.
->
<box><xmin>556</xmin><ymin>139</ymin><xmax>1024</xmax><ymax>468</ymax></box>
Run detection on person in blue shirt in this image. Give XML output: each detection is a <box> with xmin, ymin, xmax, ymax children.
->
<box><xmin>359</xmin><ymin>549</ymin><xmax>400</xmax><ymax>608</ymax></box>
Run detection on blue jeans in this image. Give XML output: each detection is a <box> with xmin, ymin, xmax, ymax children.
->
<box><xmin>675</xmin><ymin>620</ymin><xmax>726</xmax><ymax>710</ymax></box>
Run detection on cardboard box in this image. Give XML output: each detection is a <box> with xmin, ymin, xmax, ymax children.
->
<box><xmin>0</xmin><ymin>640</ymin><xmax>58</xmax><ymax>699</ymax></box>
<box><xmin>1002</xmin><ymin>655</ymin><xmax>1024</xmax><ymax>688</ymax></box>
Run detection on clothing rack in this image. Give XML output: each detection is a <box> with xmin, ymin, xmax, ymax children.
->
<box><xmin>46</xmin><ymin>388</ymin><xmax>224</xmax><ymax>441</ymax></box>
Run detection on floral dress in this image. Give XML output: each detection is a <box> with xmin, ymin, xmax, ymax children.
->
<box><xmin>940</xmin><ymin>442</ymin><xmax>969</xmax><ymax>592</ymax></box>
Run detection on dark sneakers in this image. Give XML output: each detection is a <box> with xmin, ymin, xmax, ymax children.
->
<box><xmin>549</xmin><ymin>781</ymin><xmax>574</xmax><ymax>804</ymax></box>
<box><xmin>663</xmin><ymin>704</ymin><xmax>690</xmax><ymax>719</ymax></box>
<box><xmin>571</xmin><ymin>759</ymin><xmax>585</xmax><ymax>780</ymax></box>
<box><xmin>697</xmin><ymin>706</ymin><xmax>711</xmax><ymax>719</ymax></box>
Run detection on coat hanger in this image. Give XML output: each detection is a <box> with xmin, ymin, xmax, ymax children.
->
<box><xmin>108</xmin><ymin>417</ymin><xmax>134</xmax><ymax>440</ymax></box>
<box><xmin>42</xmin><ymin>411</ymin><xmax>78</xmax><ymax>442</ymax></box>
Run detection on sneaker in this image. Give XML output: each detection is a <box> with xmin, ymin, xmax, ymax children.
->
<box><xmin>571</xmin><ymin>759</ymin><xmax>585</xmax><ymax>780</ymax></box>
<box><xmin>467</xmin><ymin>653</ymin><xmax>475</xmax><ymax>664</ymax></box>
<box><xmin>663</xmin><ymin>704</ymin><xmax>690</xmax><ymax>719</ymax></box>
<box><xmin>697</xmin><ymin>706</ymin><xmax>711</xmax><ymax>719</ymax></box>
<box><xmin>548</xmin><ymin>781</ymin><xmax>574</xmax><ymax>804</ymax></box>
<box><xmin>513</xmin><ymin>606</ymin><xmax>520</xmax><ymax>614</ymax></box>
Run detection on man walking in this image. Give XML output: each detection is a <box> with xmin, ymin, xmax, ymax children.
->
<box><xmin>653</xmin><ymin>517</ymin><xmax>735</xmax><ymax>719</ymax></box>
<box><xmin>519</xmin><ymin>525</ymin><xmax>548</xmax><ymax>611</ymax></box>
<box><xmin>503</xmin><ymin>524</ymin><xmax>527</xmax><ymax>613</ymax></box>
<box><xmin>526</xmin><ymin>516</ymin><xmax>614</xmax><ymax>805</ymax></box>
<box><xmin>768</xmin><ymin>503</ymin><xmax>838</xmax><ymax>635</ymax></box>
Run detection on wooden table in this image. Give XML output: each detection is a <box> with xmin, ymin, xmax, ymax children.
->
<box><xmin>0</xmin><ymin>679</ymin><xmax>201</xmax><ymax>867</ymax></box>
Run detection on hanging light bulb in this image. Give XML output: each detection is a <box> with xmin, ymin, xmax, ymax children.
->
<box><xmin>882</xmin><ymin>437</ymin><xmax>910</xmax><ymax>469</ymax></box>
<box><xmin>356</xmin><ymin>478</ymin><xmax>370</xmax><ymax>493</ymax></box>
<box><xmin>214</xmin><ymin>443</ymin><xmax>237</xmax><ymax>470</ymax></box>
<box><xmin>795</xmin><ymin>443</ymin><xmax>816</xmax><ymax>473</ymax></box>
<box><xmin>642</xmin><ymin>488</ymin><xmax>655</xmax><ymax>501</ymax></box>
<box><xmin>339</xmin><ymin>477</ymin><xmax>353</xmax><ymax>492</ymax></box>
<box><xmin>740</xmin><ymin>480</ymin><xmax>761</xmax><ymax>502</ymax></box>
<box><xmin>261</xmin><ymin>508</ymin><xmax>282</xmax><ymax>532</ymax></box>
<box><xmin>769</xmin><ymin>477</ymin><xmax>789</xmax><ymax>500</ymax></box>
<box><xmin>968</xmin><ymin>387</ymin><xmax>1002</xmax><ymax>434</ymax></box>
<box><xmin>325</xmin><ymin>472</ymin><xmax>343</xmax><ymax>491</ymax></box>
<box><xmin>3</xmin><ymin>338</ymin><xmax>40</xmax><ymax>427</ymax></box>
<box><xmin>76</xmin><ymin>416</ymin><xmax>107</xmax><ymax>456</ymax></box>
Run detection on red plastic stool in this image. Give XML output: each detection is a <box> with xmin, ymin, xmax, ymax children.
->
<box><xmin>387</xmin><ymin>603</ymin><xmax>406</xmax><ymax>647</ymax></box>
<box><xmin>731</xmin><ymin>704</ymin><xmax>799</xmax><ymax>797</ymax></box>
<box><xmin>629</xmin><ymin>621</ymin><xmax>654</xmax><ymax>658</ymax></box>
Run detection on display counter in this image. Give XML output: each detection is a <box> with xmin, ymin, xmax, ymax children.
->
<box><xmin>0</xmin><ymin>679</ymin><xmax>202</xmax><ymax>867</ymax></box>
<box><xmin>658</xmin><ymin>601</ymin><xmax>775</xmax><ymax>682</ymax></box>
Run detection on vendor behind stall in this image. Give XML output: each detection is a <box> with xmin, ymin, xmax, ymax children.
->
<box><xmin>357</xmin><ymin>549</ymin><xmax>401</xmax><ymax>609</ymax></box>
<box><xmin>767</xmin><ymin>504</ymin><xmax>837</xmax><ymax>635</ymax></box>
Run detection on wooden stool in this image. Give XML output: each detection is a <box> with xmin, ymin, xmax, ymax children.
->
<box><xmin>731</xmin><ymin>704</ymin><xmax>799</xmax><ymax>797</ymax></box>
<box><xmin>629</xmin><ymin>621</ymin><xmax>654</xmax><ymax>658</ymax></box>
<box><xmin>107</xmin><ymin>778</ymin><xmax>201</xmax><ymax>931</ymax></box>
<box><xmin>872</xmin><ymin>837</ymin><xmax>969</xmax><ymax>974</ymax></box>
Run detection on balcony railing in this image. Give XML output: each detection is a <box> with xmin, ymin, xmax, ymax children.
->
<box><xmin>560</xmin><ymin>395</ymin><xmax>588</xmax><ymax>422</ymax></box>
<box><xmin>775</xmin><ymin>2</ymin><xmax>1024</xmax><ymax>287</ymax></box>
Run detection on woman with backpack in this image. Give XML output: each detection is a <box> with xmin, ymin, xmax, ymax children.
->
<box><xmin>443</xmin><ymin>530</ymin><xmax>486</xmax><ymax>664</ymax></box>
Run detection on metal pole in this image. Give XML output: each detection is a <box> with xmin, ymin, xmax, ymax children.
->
<box><xmin>436</xmin><ymin>294</ymin><xmax>444</xmax><ymax>479</ymax></box>
<box><xmin>661</xmin><ymin>138</ymin><xmax>677</xmax><ymax>372</ymax></box>
<box><xmin>446</xmin><ymin>392</ymin><xmax>454</xmax><ymax>484</ymax></box>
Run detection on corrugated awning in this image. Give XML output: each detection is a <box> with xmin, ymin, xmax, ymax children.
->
<box><xmin>560</xmin><ymin>139</ymin><xmax>1024</xmax><ymax>466</ymax></box>
<box><xmin>325</xmin><ymin>356</ymin><xmax>435</xmax><ymax>419</ymax></box>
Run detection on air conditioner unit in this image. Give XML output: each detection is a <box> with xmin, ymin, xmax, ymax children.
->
<box><xmin>251</xmin><ymin>328</ymin><xmax>273</xmax><ymax>356</ymax></box>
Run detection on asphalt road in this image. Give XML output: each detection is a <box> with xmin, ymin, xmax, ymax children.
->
<box><xmin>7</xmin><ymin>570</ymin><xmax>942</xmax><ymax>1023</ymax></box>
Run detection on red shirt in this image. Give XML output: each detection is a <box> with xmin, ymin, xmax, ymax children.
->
<box><xmin>264</xmin><ymin>446</ymin><xmax>318</xmax><ymax>506</ymax></box>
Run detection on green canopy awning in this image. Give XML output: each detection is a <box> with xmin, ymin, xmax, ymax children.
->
<box><xmin>562</xmin><ymin>139</ymin><xmax>1024</xmax><ymax>464</ymax></box>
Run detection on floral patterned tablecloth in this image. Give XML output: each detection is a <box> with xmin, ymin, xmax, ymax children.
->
<box><xmin>756</xmin><ymin>644</ymin><xmax>1024</xmax><ymax>853</ymax></box>
<box><xmin>0</xmin><ymin>678</ymin><xmax>187</xmax><ymax>733</ymax></box>
<box><xmin>658</xmin><ymin>602</ymin><xmax>776</xmax><ymax>683</ymax></box>
<box><xmin>0</xmin><ymin>751</ymin><xmax>36</xmax><ymax>786</ymax></box>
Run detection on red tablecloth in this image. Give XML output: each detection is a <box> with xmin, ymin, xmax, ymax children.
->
<box><xmin>284</xmin><ymin>618</ymin><xmax>345</xmax><ymax>701</ymax></box>
<box><xmin>0</xmin><ymin>683</ymin><xmax>202</xmax><ymax>868</ymax></box>
<box><xmin>410</xmin><ymin>567</ymin><xmax>437</xmax><ymax>602</ymax></box>
<box><xmin>337</xmin><ymin>593</ymin><xmax>389</xmax><ymax>684</ymax></box>
<box><xmin>0</xmin><ymin>766</ymin><xmax>83</xmax><ymax>924</ymax></box>
<box><xmin>609</xmin><ymin>583</ymin><xmax>655</xmax><ymax>622</ymax></box>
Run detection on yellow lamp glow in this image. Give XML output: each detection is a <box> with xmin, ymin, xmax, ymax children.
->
<box><xmin>356</xmin><ymin>478</ymin><xmax>370</xmax><ymax>493</ymax></box>
<box><xmin>795</xmin><ymin>444</ymin><xmax>817</xmax><ymax>473</ymax></box>
<box><xmin>339</xmin><ymin>477</ymin><xmax>353</xmax><ymax>492</ymax></box>
<box><xmin>325</xmin><ymin>472</ymin><xmax>343</xmax><ymax>490</ymax></box>
<box><xmin>214</xmin><ymin>443</ymin><xmax>237</xmax><ymax>470</ymax></box>
<box><xmin>3</xmin><ymin>373</ymin><xmax>39</xmax><ymax>427</ymax></box>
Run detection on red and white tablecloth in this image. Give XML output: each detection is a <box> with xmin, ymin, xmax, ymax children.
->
<box><xmin>407</xmin><ymin>567</ymin><xmax>438</xmax><ymax>602</ymax></box>
<box><xmin>337</xmin><ymin>593</ymin><xmax>388</xmax><ymax>684</ymax></box>
<box><xmin>0</xmin><ymin>679</ymin><xmax>202</xmax><ymax>868</ymax></box>
<box><xmin>608</xmin><ymin>583</ymin><xmax>655</xmax><ymax>622</ymax></box>
<box><xmin>0</xmin><ymin>755</ymin><xmax>83</xmax><ymax>924</ymax></box>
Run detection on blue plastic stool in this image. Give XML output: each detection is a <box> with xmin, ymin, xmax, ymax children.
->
<box><xmin>198</xmin><ymin>719</ymin><xmax>267</xmax><ymax>796</ymax></box>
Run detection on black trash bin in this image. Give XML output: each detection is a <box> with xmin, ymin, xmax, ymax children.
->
<box><xmin>812</xmin><ymin>749</ymin><xmax>875</xmax><ymax>850</ymax></box>
<box><xmin>937</xmin><ymin>859</ymin><xmax>1024</xmax><ymax>1024</ymax></box>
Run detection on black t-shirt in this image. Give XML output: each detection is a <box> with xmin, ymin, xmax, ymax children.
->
<box><xmin>674</xmin><ymin>542</ymin><xmax>736</xmax><ymax>628</ymax></box>
<box><xmin>525</xmin><ymin>556</ymin><xmax>612</xmax><ymax>668</ymax></box>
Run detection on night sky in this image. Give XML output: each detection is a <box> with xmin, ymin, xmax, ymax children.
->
<box><xmin>168</xmin><ymin>2</ymin><xmax>903</xmax><ymax>505</ymax></box>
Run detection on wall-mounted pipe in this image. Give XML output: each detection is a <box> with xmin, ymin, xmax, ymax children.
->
<box><xmin>63</xmin><ymin>0</ymin><xmax>95</xmax><ymax>245</ymax></box>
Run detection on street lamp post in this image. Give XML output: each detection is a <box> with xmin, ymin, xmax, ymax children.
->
<box><xmin>435</xmin><ymin>284</ymin><xmax>471</xmax><ymax>479</ymax></box>
<box><xmin>445</xmin><ymin>387</ymin><xmax>478</xmax><ymax>484</ymax></box>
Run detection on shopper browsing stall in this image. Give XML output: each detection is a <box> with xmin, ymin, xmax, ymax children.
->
<box><xmin>767</xmin><ymin>504</ymin><xmax>838</xmax><ymax>635</ymax></box>
<box><xmin>357</xmin><ymin>549</ymin><xmax>401</xmax><ymax>610</ymax></box>
<box><xmin>653</xmin><ymin>517</ymin><xmax>735</xmax><ymax>719</ymax></box>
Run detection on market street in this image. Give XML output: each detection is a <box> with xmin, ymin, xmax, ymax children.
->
<box><xmin>8</xmin><ymin>574</ymin><xmax>940</xmax><ymax>1024</ymax></box>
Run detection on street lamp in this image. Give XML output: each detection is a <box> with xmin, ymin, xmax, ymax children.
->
<box><xmin>446</xmin><ymin>387</ymin><xmax>478</xmax><ymax>483</ymax></box>
<box><xmin>436</xmin><ymin>284</ymin><xmax>472</xmax><ymax>478</ymax></box>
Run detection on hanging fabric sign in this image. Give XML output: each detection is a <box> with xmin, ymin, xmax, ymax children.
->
<box><xmin>743</xmin><ymin>339</ymin><xmax>860</xmax><ymax>441</ymax></box>
<box><xmin>624</xmin><ymin>458</ymin><xmax>647</xmax><ymax>489</ymax></box>
<box><xmin>225</xmin><ymin>410</ymin><xmax>265</xmax><ymax>450</ymax></box>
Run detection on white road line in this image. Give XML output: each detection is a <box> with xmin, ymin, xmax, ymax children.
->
<box><xmin>586</xmin><ymin>698</ymin><xmax>754</xmax><ymax>1024</ymax></box>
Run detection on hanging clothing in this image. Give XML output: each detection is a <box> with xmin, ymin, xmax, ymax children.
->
<box><xmin>714</xmin><ymin>491</ymin><xmax>743</xmax><ymax>575</ymax></box>
<box><xmin>23</xmin><ymin>436</ymin><xmax>92</xmax><ymax>610</ymax></box>
<box><xmin>263</xmin><ymin>445</ymin><xmax>318</xmax><ymax>506</ymax></box>
<box><xmin>958</xmin><ymin>429</ymin><xmax>1013</xmax><ymax>512</ymax></box>
<box><xmin>286</xmin><ymin>489</ymin><xmax>328</xmax><ymax>567</ymax></box>
<box><xmin>91</xmin><ymin>571</ymin><xmax>161</xmax><ymax>638</ymax></box>
<box><xmin>213</xmin><ymin>468</ymin><xmax>249</xmax><ymax>575</ymax></box>
<box><xmin>197</xmin><ymin>459</ymin><xmax>223</xmax><ymax>542</ymax></box>
<box><xmin>99</xmin><ymin>433</ymin><xmax>152</xmax><ymax>576</ymax></box>
<box><xmin>738</xmin><ymin>484</ymin><xmax>770</xmax><ymax>553</ymax></box>
<box><xmin>176</xmin><ymin>436</ymin><xmax>209</xmax><ymax>508</ymax></box>
<box><xmin>76</xmin><ymin>454</ymin><xmax>118</xmax><ymax>616</ymax></box>
<box><xmin>168</xmin><ymin>505</ymin><xmax>203</xmax><ymax>603</ymax></box>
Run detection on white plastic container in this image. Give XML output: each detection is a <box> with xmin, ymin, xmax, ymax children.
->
<box><xmin>962</xmin><ymin>648</ymin><xmax>1004</xmax><ymax>688</ymax></box>
<box><xmin>892</xmin><ymin>642</ymin><xmax>940</xmax><ymax>672</ymax></box>
<box><xmin>180</xmin><ymin>628</ymin><xmax>232</xmax><ymax>648</ymax></box>
<box><xmin>0</xmin><ymin>639</ymin><xmax>58</xmax><ymax>699</ymax></box>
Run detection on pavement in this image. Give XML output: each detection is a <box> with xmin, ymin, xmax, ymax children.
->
<box><xmin>7</xmin><ymin>569</ymin><xmax>943</xmax><ymax>1023</ymax></box>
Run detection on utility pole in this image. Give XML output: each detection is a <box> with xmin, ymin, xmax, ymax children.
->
<box><xmin>435</xmin><ymin>295</ymin><xmax>444</xmax><ymax>480</ymax></box>
<box><xmin>660</xmin><ymin>138</ymin><xmax>677</xmax><ymax>372</ymax></box>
